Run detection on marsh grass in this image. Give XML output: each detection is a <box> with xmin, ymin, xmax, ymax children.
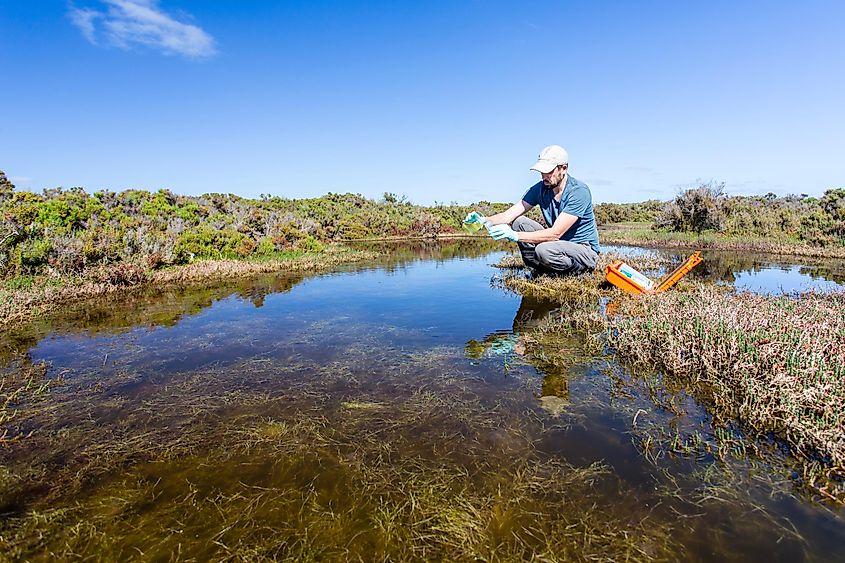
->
<box><xmin>513</xmin><ymin>321</ymin><xmax>823</xmax><ymax>558</ymax></box>
<box><xmin>608</xmin><ymin>287</ymin><xmax>845</xmax><ymax>501</ymax></box>
<box><xmin>498</xmin><ymin>252</ymin><xmax>845</xmax><ymax>502</ymax></box>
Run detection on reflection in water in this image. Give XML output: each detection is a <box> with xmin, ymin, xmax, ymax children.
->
<box><xmin>0</xmin><ymin>240</ymin><xmax>506</xmax><ymax>366</ymax></box>
<box><xmin>466</xmin><ymin>295</ymin><xmax>569</xmax><ymax>401</ymax></box>
<box><xmin>605</xmin><ymin>243</ymin><xmax>845</xmax><ymax>292</ymax></box>
<box><xmin>689</xmin><ymin>249</ymin><xmax>844</xmax><ymax>291</ymax></box>
<box><xmin>1</xmin><ymin>240</ymin><xmax>845</xmax><ymax>561</ymax></box>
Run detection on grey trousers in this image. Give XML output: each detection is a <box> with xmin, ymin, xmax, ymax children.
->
<box><xmin>512</xmin><ymin>216</ymin><xmax>599</xmax><ymax>275</ymax></box>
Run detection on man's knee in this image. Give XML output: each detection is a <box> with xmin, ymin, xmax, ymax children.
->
<box><xmin>535</xmin><ymin>242</ymin><xmax>572</xmax><ymax>270</ymax></box>
<box><xmin>513</xmin><ymin>216</ymin><xmax>539</xmax><ymax>232</ymax></box>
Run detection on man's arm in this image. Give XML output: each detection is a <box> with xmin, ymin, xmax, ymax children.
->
<box><xmin>514</xmin><ymin>211</ymin><xmax>578</xmax><ymax>244</ymax></box>
<box><xmin>485</xmin><ymin>201</ymin><xmax>533</xmax><ymax>226</ymax></box>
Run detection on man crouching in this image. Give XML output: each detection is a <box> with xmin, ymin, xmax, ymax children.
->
<box><xmin>465</xmin><ymin>145</ymin><xmax>601</xmax><ymax>276</ymax></box>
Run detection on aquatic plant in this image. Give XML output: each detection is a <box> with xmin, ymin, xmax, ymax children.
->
<box><xmin>0</xmin><ymin>348</ymin><xmax>686</xmax><ymax>561</ymax></box>
<box><xmin>0</xmin><ymin>245</ymin><xmax>832</xmax><ymax>559</ymax></box>
<box><xmin>0</xmin><ymin>356</ymin><xmax>50</xmax><ymax>446</ymax></box>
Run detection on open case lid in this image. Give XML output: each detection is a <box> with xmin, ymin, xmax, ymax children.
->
<box><xmin>654</xmin><ymin>251</ymin><xmax>702</xmax><ymax>292</ymax></box>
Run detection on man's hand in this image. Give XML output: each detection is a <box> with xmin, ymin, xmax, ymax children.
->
<box><xmin>463</xmin><ymin>211</ymin><xmax>485</xmax><ymax>225</ymax></box>
<box><xmin>488</xmin><ymin>224</ymin><xmax>519</xmax><ymax>242</ymax></box>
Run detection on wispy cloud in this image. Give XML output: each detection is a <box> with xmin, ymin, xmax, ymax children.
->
<box><xmin>69</xmin><ymin>0</ymin><xmax>216</xmax><ymax>59</ymax></box>
<box><xmin>9</xmin><ymin>176</ymin><xmax>33</xmax><ymax>187</ymax></box>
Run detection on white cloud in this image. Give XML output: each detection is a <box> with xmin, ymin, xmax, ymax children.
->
<box><xmin>69</xmin><ymin>0</ymin><xmax>216</xmax><ymax>59</ymax></box>
<box><xmin>69</xmin><ymin>8</ymin><xmax>100</xmax><ymax>43</ymax></box>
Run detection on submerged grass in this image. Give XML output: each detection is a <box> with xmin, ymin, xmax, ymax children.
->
<box><xmin>498</xmin><ymin>251</ymin><xmax>845</xmax><ymax>502</ymax></box>
<box><xmin>0</xmin><ymin>351</ymin><xmax>684</xmax><ymax>562</ymax></box>
<box><xmin>0</xmin><ymin>247</ymin><xmax>836</xmax><ymax>559</ymax></box>
<box><xmin>0</xmin><ymin>357</ymin><xmax>51</xmax><ymax>447</ymax></box>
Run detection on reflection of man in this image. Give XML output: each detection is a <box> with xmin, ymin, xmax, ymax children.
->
<box><xmin>465</xmin><ymin>145</ymin><xmax>601</xmax><ymax>276</ymax></box>
<box><xmin>512</xmin><ymin>295</ymin><xmax>559</xmax><ymax>331</ymax></box>
<box><xmin>463</xmin><ymin>295</ymin><xmax>569</xmax><ymax>403</ymax></box>
<box><xmin>464</xmin><ymin>295</ymin><xmax>558</xmax><ymax>358</ymax></box>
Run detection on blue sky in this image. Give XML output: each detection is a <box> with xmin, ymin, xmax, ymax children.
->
<box><xmin>1</xmin><ymin>0</ymin><xmax>843</xmax><ymax>204</ymax></box>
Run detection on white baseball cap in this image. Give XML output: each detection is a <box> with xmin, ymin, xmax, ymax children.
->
<box><xmin>530</xmin><ymin>145</ymin><xmax>569</xmax><ymax>173</ymax></box>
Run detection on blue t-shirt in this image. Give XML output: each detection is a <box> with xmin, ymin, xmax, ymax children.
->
<box><xmin>522</xmin><ymin>175</ymin><xmax>601</xmax><ymax>254</ymax></box>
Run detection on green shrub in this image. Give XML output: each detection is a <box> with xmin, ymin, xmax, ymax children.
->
<box><xmin>140</xmin><ymin>190</ymin><xmax>177</xmax><ymax>218</ymax></box>
<box><xmin>254</xmin><ymin>236</ymin><xmax>276</xmax><ymax>256</ymax></box>
<box><xmin>5</xmin><ymin>179</ymin><xmax>845</xmax><ymax>283</ymax></box>
<box><xmin>798</xmin><ymin>189</ymin><xmax>845</xmax><ymax>246</ymax></box>
<box><xmin>655</xmin><ymin>183</ymin><xmax>725</xmax><ymax>233</ymax></box>
<box><xmin>176</xmin><ymin>202</ymin><xmax>201</xmax><ymax>223</ymax></box>
<box><xmin>595</xmin><ymin>200</ymin><xmax>662</xmax><ymax>225</ymax></box>
<box><xmin>336</xmin><ymin>219</ymin><xmax>371</xmax><ymax>240</ymax></box>
<box><xmin>294</xmin><ymin>235</ymin><xmax>325</xmax><ymax>253</ymax></box>
<box><xmin>20</xmin><ymin>238</ymin><xmax>52</xmax><ymax>272</ymax></box>
<box><xmin>174</xmin><ymin>227</ymin><xmax>247</xmax><ymax>262</ymax></box>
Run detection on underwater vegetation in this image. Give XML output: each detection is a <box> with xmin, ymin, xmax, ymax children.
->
<box><xmin>0</xmin><ymin>336</ymin><xmax>698</xmax><ymax>562</ymax></box>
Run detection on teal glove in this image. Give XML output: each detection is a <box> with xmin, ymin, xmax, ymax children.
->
<box><xmin>488</xmin><ymin>224</ymin><xmax>519</xmax><ymax>242</ymax></box>
<box><xmin>489</xmin><ymin>334</ymin><xmax>519</xmax><ymax>355</ymax></box>
<box><xmin>463</xmin><ymin>211</ymin><xmax>485</xmax><ymax>224</ymax></box>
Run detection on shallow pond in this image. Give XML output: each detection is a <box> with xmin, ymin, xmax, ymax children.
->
<box><xmin>1</xmin><ymin>240</ymin><xmax>843</xmax><ymax>561</ymax></box>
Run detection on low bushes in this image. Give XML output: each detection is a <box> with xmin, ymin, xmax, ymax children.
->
<box><xmin>653</xmin><ymin>183</ymin><xmax>844</xmax><ymax>246</ymax></box>
<box><xmin>0</xmin><ymin>171</ymin><xmax>508</xmax><ymax>280</ymax></box>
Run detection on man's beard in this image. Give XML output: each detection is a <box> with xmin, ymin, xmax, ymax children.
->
<box><xmin>543</xmin><ymin>177</ymin><xmax>562</xmax><ymax>188</ymax></box>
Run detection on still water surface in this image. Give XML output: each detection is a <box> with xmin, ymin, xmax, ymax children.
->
<box><xmin>2</xmin><ymin>241</ymin><xmax>844</xmax><ymax>561</ymax></box>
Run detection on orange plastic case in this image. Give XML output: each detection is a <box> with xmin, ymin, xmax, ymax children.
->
<box><xmin>606</xmin><ymin>251</ymin><xmax>702</xmax><ymax>295</ymax></box>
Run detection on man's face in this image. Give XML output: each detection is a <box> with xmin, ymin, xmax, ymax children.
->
<box><xmin>541</xmin><ymin>164</ymin><xmax>567</xmax><ymax>187</ymax></box>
